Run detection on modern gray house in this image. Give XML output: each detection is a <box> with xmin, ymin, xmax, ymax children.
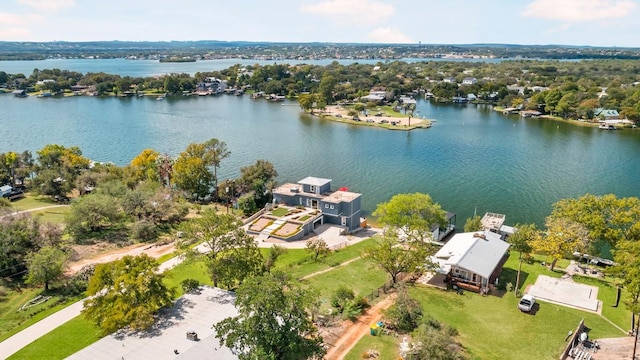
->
<box><xmin>273</xmin><ymin>177</ymin><xmax>363</xmax><ymax>232</ymax></box>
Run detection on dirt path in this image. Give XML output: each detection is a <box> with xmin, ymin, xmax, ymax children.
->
<box><xmin>324</xmin><ymin>294</ymin><xmax>397</xmax><ymax>360</ymax></box>
<box><xmin>299</xmin><ymin>257</ymin><xmax>362</xmax><ymax>280</ymax></box>
<box><xmin>66</xmin><ymin>242</ymin><xmax>176</xmax><ymax>274</ymax></box>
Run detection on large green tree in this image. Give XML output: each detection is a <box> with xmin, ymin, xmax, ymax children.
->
<box><xmin>25</xmin><ymin>245</ymin><xmax>68</xmax><ymax>291</ymax></box>
<box><xmin>363</xmin><ymin>229</ymin><xmax>435</xmax><ymax>283</ymax></box>
<box><xmin>180</xmin><ymin>210</ymin><xmax>260</xmax><ymax>288</ymax></box>
<box><xmin>532</xmin><ymin>217</ymin><xmax>588</xmax><ymax>271</ymax></box>
<box><xmin>83</xmin><ymin>254</ymin><xmax>175</xmax><ymax>334</ymax></box>
<box><xmin>509</xmin><ymin>223</ymin><xmax>538</xmax><ymax>296</ymax></box>
<box><xmin>65</xmin><ymin>193</ymin><xmax>122</xmax><ymax>240</ymax></box>
<box><xmin>173</xmin><ymin>142</ymin><xmax>214</xmax><ymax>201</ymax></box>
<box><xmin>373</xmin><ymin>192</ymin><xmax>446</xmax><ymax>243</ymax></box>
<box><xmin>611</xmin><ymin>240</ymin><xmax>640</xmax><ymax>316</ymax></box>
<box><xmin>214</xmin><ymin>271</ymin><xmax>325</xmax><ymax>360</ymax></box>
<box><xmin>203</xmin><ymin>138</ymin><xmax>230</xmax><ymax>200</ymax></box>
<box><xmin>549</xmin><ymin>194</ymin><xmax>640</xmax><ymax>254</ymax></box>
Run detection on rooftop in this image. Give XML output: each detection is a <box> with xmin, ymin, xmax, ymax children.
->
<box><xmin>481</xmin><ymin>212</ymin><xmax>505</xmax><ymax>231</ymax></box>
<box><xmin>67</xmin><ymin>286</ymin><xmax>238</xmax><ymax>360</ymax></box>
<box><xmin>432</xmin><ymin>231</ymin><xmax>509</xmax><ymax>279</ymax></box>
<box><xmin>298</xmin><ymin>176</ymin><xmax>331</xmax><ymax>187</ymax></box>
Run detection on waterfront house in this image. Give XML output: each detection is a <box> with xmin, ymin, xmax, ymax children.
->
<box><xmin>594</xmin><ymin>108</ymin><xmax>620</xmax><ymax>121</ymax></box>
<box><xmin>431</xmin><ymin>230</ymin><xmax>510</xmax><ymax>293</ymax></box>
<box><xmin>443</xmin><ymin>77</ymin><xmax>456</xmax><ymax>84</ymax></box>
<box><xmin>273</xmin><ymin>177</ymin><xmax>363</xmax><ymax>233</ymax></box>
<box><xmin>11</xmin><ymin>89</ymin><xmax>27</xmax><ymax>97</ymax></box>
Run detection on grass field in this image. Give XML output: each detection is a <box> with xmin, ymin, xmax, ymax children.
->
<box><xmin>0</xmin><ymin>286</ymin><xmax>83</xmax><ymax>343</ymax></box>
<box><xmin>9</xmin><ymin>194</ymin><xmax>56</xmax><ymax>212</ymax></box>
<box><xmin>301</xmin><ymin>258</ymin><xmax>389</xmax><ymax>308</ymax></box>
<box><xmin>7</xmin><ymin>316</ymin><xmax>102</xmax><ymax>360</ymax></box>
<box><xmin>345</xmin><ymin>253</ymin><xmax>629</xmax><ymax>360</ymax></box>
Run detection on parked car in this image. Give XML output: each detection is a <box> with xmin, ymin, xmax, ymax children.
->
<box><xmin>518</xmin><ymin>294</ymin><xmax>535</xmax><ymax>312</ymax></box>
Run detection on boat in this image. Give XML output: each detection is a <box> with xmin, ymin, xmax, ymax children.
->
<box><xmin>598</xmin><ymin>124</ymin><xmax>616</xmax><ymax>130</ymax></box>
<box><xmin>36</xmin><ymin>92</ymin><xmax>52</xmax><ymax>98</ymax></box>
<box><xmin>157</xmin><ymin>95</ymin><xmax>165</xmax><ymax>101</ymax></box>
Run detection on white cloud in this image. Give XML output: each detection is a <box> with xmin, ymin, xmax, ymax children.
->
<box><xmin>522</xmin><ymin>0</ymin><xmax>636</xmax><ymax>21</ymax></box>
<box><xmin>0</xmin><ymin>12</ymin><xmax>43</xmax><ymax>26</ymax></box>
<box><xmin>0</xmin><ymin>27</ymin><xmax>31</xmax><ymax>40</ymax></box>
<box><xmin>18</xmin><ymin>0</ymin><xmax>76</xmax><ymax>13</ymax></box>
<box><xmin>366</xmin><ymin>27</ymin><xmax>413</xmax><ymax>43</ymax></box>
<box><xmin>301</xmin><ymin>0</ymin><xmax>394</xmax><ymax>26</ymax></box>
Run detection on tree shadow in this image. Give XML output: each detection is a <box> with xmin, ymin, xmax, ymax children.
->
<box><xmin>116</xmin><ymin>297</ymin><xmax>196</xmax><ymax>339</ymax></box>
<box><xmin>498</xmin><ymin>267</ymin><xmax>529</xmax><ymax>296</ymax></box>
<box><xmin>207</xmin><ymin>290</ymin><xmax>235</xmax><ymax>305</ymax></box>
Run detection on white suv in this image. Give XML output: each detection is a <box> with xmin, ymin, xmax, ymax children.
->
<box><xmin>518</xmin><ymin>294</ymin><xmax>536</xmax><ymax>312</ymax></box>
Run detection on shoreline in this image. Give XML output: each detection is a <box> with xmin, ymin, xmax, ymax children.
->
<box><xmin>310</xmin><ymin>105</ymin><xmax>432</xmax><ymax>131</ymax></box>
<box><xmin>492</xmin><ymin>106</ymin><xmax>636</xmax><ymax>129</ymax></box>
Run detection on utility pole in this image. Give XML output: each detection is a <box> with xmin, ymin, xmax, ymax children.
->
<box><xmin>634</xmin><ymin>312</ymin><xmax>639</xmax><ymax>360</ymax></box>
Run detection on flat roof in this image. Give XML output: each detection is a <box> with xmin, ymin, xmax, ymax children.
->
<box><xmin>323</xmin><ymin>190</ymin><xmax>361</xmax><ymax>203</ymax></box>
<box><xmin>273</xmin><ymin>183</ymin><xmax>322</xmax><ymax>198</ymax></box>
<box><xmin>67</xmin><ymin>286</ymin><xmax>238</xmax><ymax>360</ymax></box>
<box><xmin>481</xmin><ymin>212</ymin><xmax>505</xmax><ymax>231</ymax></box>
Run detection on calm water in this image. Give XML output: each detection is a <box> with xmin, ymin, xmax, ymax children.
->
<box><xmin>0</xmin><ymin>57</ymin><xmax>510</xmax><ymax>77</ymax></box>
<box><xmin>1</xmin><ymin>93</ymin><xmax>638</xmax><ymax>226</ymax></box>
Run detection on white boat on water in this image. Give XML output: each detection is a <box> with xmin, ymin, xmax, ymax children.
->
<box><xmin>598</xmin><ymin>124</ymin><xmax>616</xmax><ymax>130</ymax></box>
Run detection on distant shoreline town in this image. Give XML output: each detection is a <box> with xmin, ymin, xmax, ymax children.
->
<box><xmin>1</xmin><ymin>41</ymin><xmax>640</xmax><ymax>61</ymax></box>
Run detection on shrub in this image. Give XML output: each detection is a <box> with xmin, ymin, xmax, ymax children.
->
<box><xmin>181</xmin><ymin>278</ymin><xmax>200</xmax><ymax>293</ymax></box>
<box><xmin>130</xmin><ymin>220</ymin><xmax>158</xmax><ymax>241</ymax></box>
<box><xmin>331</xmin><ymin>286</ymin><xmax>355</xmax><ymax>310</ymax></box>
<box><xmin>506</xmin><ymin>282</ymin><xmax>514</xmax><ymax>292</ymax></box>
<box><xmin>385</xmin><ymin>286</ymin><xmax>423</xmax><ymax>333</ymax></box>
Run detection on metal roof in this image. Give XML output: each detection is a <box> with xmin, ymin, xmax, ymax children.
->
<box><xmin>67</xmin><ymin>286</ymin><xmax>238</xmax><ymax>360</ymax></box>
<box><xmin>432</xmin><ymin>231</ymin><xmax>510</xmax><ymax>279</ymax></box>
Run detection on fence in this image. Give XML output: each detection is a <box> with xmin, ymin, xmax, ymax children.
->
<box><xmin>365</xmin><ymin>272</ymin><xmax>409</xmax><ymax>302</ymax></box>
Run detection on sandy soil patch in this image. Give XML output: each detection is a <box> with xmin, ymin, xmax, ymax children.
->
<box><xmin>249</xmin><ymin>218</ymin><xmax>272</xmax><ymax>232</ymax></box>
<box><xmin>67</xmin><ymin>242</ymin><xmax>176</xmax><ymax>274</ymax></box>
<box><xmin>324</xmin><ymin>105</ymin><xmax>429</xmax><ymax>128</ymax></box>
<box><xmin>273</xmin><ymin>222</ymin><xmax>300</xmax><ymax>237</ymax></box>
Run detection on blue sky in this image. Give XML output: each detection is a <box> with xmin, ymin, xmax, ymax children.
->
<box><xmin>1</xmin><ymin>0</ymin><xmax>639</xmax><ymax>47</ymax></box>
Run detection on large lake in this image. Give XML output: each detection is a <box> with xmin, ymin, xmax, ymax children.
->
<box><xmin>2</xmin><ymin>92</ymin><xmax>638</xmax><ymax>226</ymax></box>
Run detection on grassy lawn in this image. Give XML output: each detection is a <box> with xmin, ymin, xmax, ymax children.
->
<box><xmin>270</xmin><ymin>207</ymin><xmax>290</xmax><ymax>217</ymax></box>
<box><xmin>0</xmin><ymin>285</ymin><xmax>83</xmax><ymax>342</ymax></box>
<box><xmin>269</xmin><ymin>238</ymin><xmax>377</xmax><ymax>279</ymax></box>
<box><xmin>573</xmin><ymin>275</ymin><xmax>631</xmax><ymax>331</ymax></box>
<box><xmin>8</xmin><ymin>316</ymin><xmax>102</xmax><ymax>360</ymax></box>
<box><xmin>407</xmin><ymin>285</ymin><xmax>622</xmax><ymax>360</ymax></box>
<box><xmin>344</xmin><ymin>331</ymin><xmax>399</xmax><ymax>360</ymax></box>
<box><xmin>9</xmin><ymin>194</ymin><xmax>56</xmax><ymax>211</ymax></box>
<box><xmin>345</xmin><ymin>253</ymin><xmax>627</xmax><ymax>360</ymax></box>
<box><xmin>301</xmin><ymin>258</ymin><xmax>389</xmax><ymax>307</ymax></box>
<box><xmin>30</xmin><ymin>207</ymin><xmax>70</xmax><ymax>224</ymax></box>
<box><xmin>163</xmin><ymin>259</ymin><xmax>213</xmax><ymax>296</ymax></box>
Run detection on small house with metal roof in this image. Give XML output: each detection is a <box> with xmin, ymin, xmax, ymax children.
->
<box><xmin>431</xmin><ymin>230</ymin><xmax>510</xmax><ymax>294</ymax></box>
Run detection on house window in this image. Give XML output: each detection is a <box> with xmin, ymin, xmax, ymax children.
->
<box><xmin>310</xmin><ymin>185</ymin><xmax>316</xmax><ymax>193</ymax></box>
<box><xmin>325</xmin><ymin>204</ymin><xmax>329</xmax><ymax>209</ymax></box>
<box><xmin>330</xmin><ymin>205</ymin><xmax>334</xmax><ymax>209</ymax></box>
<box><xmin>341</xmin><ymin>216</ymin><xmax>347</xmax><ymax>226</ymax></box>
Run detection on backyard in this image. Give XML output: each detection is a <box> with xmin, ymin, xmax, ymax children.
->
<box><xmin>344</xmin><ymin>254</ymin><xmax>631</xmax><ymax>360</ymax></box>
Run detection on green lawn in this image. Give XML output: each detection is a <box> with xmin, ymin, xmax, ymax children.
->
<box><xmin>163</xmin><ymin>259</ymin><xmax>213</xmax><ymax>296</ymax></box>
<box><xmin>30</xmin><ymin>207</ymin><xmax>70</xmax><ymax>224</ymax></box>
<box><xmin>270</xmin><ymin>238</ymin><xmax>377</xmax><ymax>280</ymax></box>
<box><xmin>345</xmin><ymin>253</ymin><xmax>628</xmax><ymax>360</ymax></box>
<box><xmin>270</xmin><ymin>207</ymin><xmax>290</xmax><ymax>217</ymax></box>
<box><xmin>9</xmin><ymin>194</ymin><xmax>56</xmax><ymax>211</ymax></box>
<box><xmin>0</xmin><ymin>286</ymin><xmax>82</xmax><ymax>342</ymax></box>
<box><xmin>344</xmin><ymin>331</ymin><xmax>399</xmax><ymax>360</ymax></box>
<box><xmin>8</xmin><ymin>316</ymin><xmax>102</xmax><ymax>360</ymax></box>
<box><xmin>301</xmin><ymin>258</ymin><xmax>389</xmax><ymax>307</ymax></box>
<box><xmin>573</xmin><ymin>275</ymin><xmax>631</xmax><ymax>331</ymax></box>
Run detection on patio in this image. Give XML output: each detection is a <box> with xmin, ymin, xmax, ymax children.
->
<box><xmin>527</xmin><ymin>275</ymin><xmax>600</xmax><ymax>313</ymax></box>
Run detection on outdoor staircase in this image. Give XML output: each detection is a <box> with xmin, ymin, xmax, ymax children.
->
<box><xmin>256</xmin><ymin>219</ymin><xmax>287</xmax><ymax>242</ymax></box>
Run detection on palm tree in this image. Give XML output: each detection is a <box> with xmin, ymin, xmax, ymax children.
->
<box><xmin>203</xmin><ymin>138</ymin><xmax>230</xmax><ymax>200</ymax></box>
